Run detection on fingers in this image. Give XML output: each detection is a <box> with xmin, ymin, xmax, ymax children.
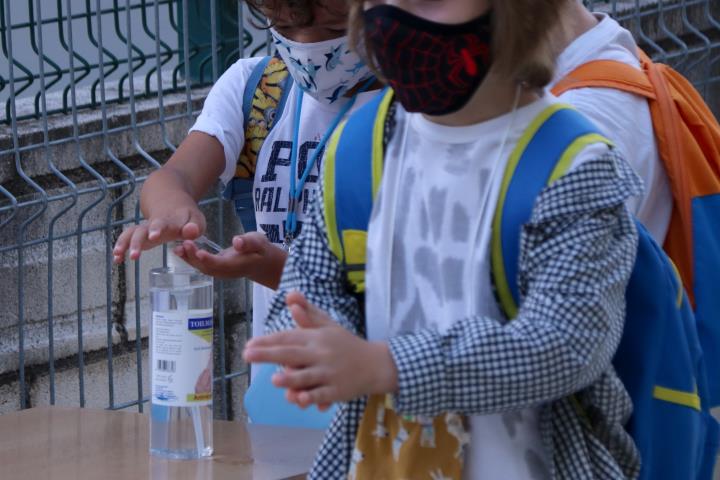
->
<box><xmin>185</xmin><ymin>241</ymin><xmax>224</xmax><ymax>269</ymax></box>
<box><xmin>232</xmin><ymin>235</ymin><xmax>246</xmax><ymax>253</ymax></box>
<box><xmin>177</xmin><ymin>241</ymin><xmax>245</xmax><ymax>278</ymax></box>
<box><xmin>304</xmin><ymin>299</ymin><xmax>332</xmax><ymax>323</ymax></box>
<box><xmin>296</xmin><ymin>387</ymin><xmax>337</xmax><ymax>409</ymax></box>
<box><xmin>112</xmin><ymin>203</ymin><xmax>206</xmax><ymax>263</ymax></box>
<box><xmin>285</xmin><ymin>291</ymin><xmax>309</xmax><ymax>310</ymax></box>
<box><xmin>243</xmin><ymin>345</ymin><xmax>316</xmax><ymax>368</ymax></box>
<box><xmin>232</xmin><ymin>232</ymin><xmax>267</xmax><ymax>255</ymax></box>
<box><xmin>288</xmin><ymin>303</ymin><xmax>314</xmax><ymax>329</ymax></box>
<box><xmin>272</xmin><ymin>366</ymin><xmax>326</xmax><ymax>391</ymax></box>
<box><xmin>285</xmin><ymin>389</ymin><xmax>332</xmax><ymax>411</ymax></box>
<box><xmin>146</xmin><ymin>217</ymin><xmax>189</xmax><ymax>248</ymax></box>
<box><xmin>181</xmin><ymin>240</ymin><xmax>201</xmax><ymax>260</ymax></box>
<box><xmin>128</xmin><ymin>224</ymin><xmax>152</xmax><ymax>261</ymax></box>
<box><xmin>275</xmin><ymin>368</ymin><xmax>340</xmax><ymax>410</ymax></box>
<box><xmin>286</xmin><ymin>292</ymin><xmax>333</xmax><ymax>329</ymax></box>
<box><xmin>286</xmin><ymin>389</ymin><xmax>302</xmax><ymax>406</ymax></box>
<box><xmin>147</xmin><ymin>218</ymin><xmax>170</xmax><ymax>242</ymax></box>
<box><xmin>181</xmin><ymin>222</ymin><xmax>201</xmax><ymax>241</ymax></box>
<box><xmin>286</xmin><ymin>291</ymin><xmax>325</xmax><ymax>320</ymax></box>
<box><xmin>285</xmin><ymin>389</ymin><xmax>332</xmax><ymax>412</ymax></box>
<box><xmin>178</xmin><ymin>241</ymin><xmax>221</xmax><ymax>273</ymax></box>
<box><xmin>286</xmin><ymin>292</ymin><xmax>316</xmax><ymax>329</ymax></box>
<box><xmin>113</xmin><ymin>226</ymin><xmax>137</xmax><ymax>263</ymax></box>
<box><xmin>244</xmin><ymin>329</ymin><xmax>312</xmax><ymax>349</ymax></box>
<box><xmin>175</xmin><ymin>240</ymin><xmax>204</xmax><ymax>271</ymax></box>
<box><xmin>113</xmin><ymin>207</ymin><xmax>206</xmax><ymax>265</ymax></box>
<box><xmin>172</xmin><ymin>244</ymin><xmax>185</xmax><ymax>258</ymax></box>
<box><xmin>114</xmin><ymin>219</ymin><xmax>178</xmax><ymax>263</ymax></box>
<box><xmin>181</xmin><ymin>209</ymin><xmax>206</xmax><ymax>240</ymax></box>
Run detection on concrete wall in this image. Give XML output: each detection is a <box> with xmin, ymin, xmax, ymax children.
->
<box><xmin>0</xmin><ymin>86</ymin><xmax>252</xmax><ymax>420</ymax></box>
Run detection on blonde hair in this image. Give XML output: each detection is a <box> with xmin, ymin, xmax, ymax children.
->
<box><xmin>349</xmin><ymin>0</ymin><xmax>567</xmax><ymax>89</ymax></box>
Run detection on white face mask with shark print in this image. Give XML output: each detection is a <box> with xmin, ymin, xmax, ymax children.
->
<box><xmin>270</xmin><ymin>28</ymin><xmax>372</xmax><ymax>105</ymax></box>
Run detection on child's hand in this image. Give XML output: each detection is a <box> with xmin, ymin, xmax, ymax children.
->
<box><xmin>243</xmin><ymin>292</ymin><xmax>399</xmax><ymax>409</ymax></box>
<box><xmin>112</xmin><ymin>205</ymin><xmax>206</xmax><ymax>263</ymax></box>
<box><xmin>172</xmin><ymin>233</ymin><xmax>269</xmax><ymax>279</ymax></box>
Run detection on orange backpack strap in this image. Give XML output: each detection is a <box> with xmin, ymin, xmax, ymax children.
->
<box><xmin>551</xmin><ymin>59</ymin><xmax>656</xmax><ymax>99</ymax></box>
<box><xmin>551</xmin><ymin>58</ymin><xmax>695</xmax><ymax>293</ymax></box>
<box><xmin>552</xmin><ymin>53</ymin><xmax>720</xmax><ymax>308</ymax></box>
<box><xmin>639</xmin><ymin>57</ymin><xmax>697</xmax><ymax>299</ymax></box>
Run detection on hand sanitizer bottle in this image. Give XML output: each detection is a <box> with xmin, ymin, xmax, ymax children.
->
<box><xmin>149</xmin><ymin>248</ymin><xmax>214</xmax><ymax>459</ymax></box>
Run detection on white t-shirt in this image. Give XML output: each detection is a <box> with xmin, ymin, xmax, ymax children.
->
<box><xmin>190</xmin><ymin>57</ymin><xmax>378</xmax><ymax>340</ymax></box>
<box><xmin>554</xmin><ymin>13</ymin><xmax>672</xmax><ymax>243</ymax></box>
<box><xmin>365</xmin><ymin>95</ymin><xmax>611</xmax><ymax>480</ymax></box>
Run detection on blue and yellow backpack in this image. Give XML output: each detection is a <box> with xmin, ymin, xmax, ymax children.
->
<box><xmin>322</xmin><ymin>88</ymin><xmax>720</xmax><ymax>479</ymax></box>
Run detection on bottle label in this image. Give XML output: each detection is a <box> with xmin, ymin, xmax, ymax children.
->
<box><xmin>151</xmin><ymin>309</ymin><xmax>213</xmax><ymax>407</ymax></box>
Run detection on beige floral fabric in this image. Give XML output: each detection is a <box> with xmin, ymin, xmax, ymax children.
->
<box><xmin>349</xmin><ymin>394</ymin><xmax>469</xmax><ymax>480</ymax></box>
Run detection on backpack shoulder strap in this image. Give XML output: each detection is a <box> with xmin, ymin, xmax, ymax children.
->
<box><xmin>242</xmin><ymin>56</ymin><xmax>273</xmax><ymax>123</ymax></box>
<box><xmin>323</xmin><ymin>88</ymin><xmax>395</xmax><ymax>293</ymax></box>
<box><xmin>492</xmin><ymin>104</ymin><xmax>612</xmax><ymax>319</ymax></box>
<box><xmin>235</xmin><ymin>55</ymin><xmax>293</xmax><ymax>179</ymax></box>
<box><xmin>225</xmin><ymin>56</ymin><xmax>292</xmax><ymax>233</ymax></box>
<box><xmin>551</xmin><ymin>59</ymin><xmax>656</xmax><ymax>99</ymax></box>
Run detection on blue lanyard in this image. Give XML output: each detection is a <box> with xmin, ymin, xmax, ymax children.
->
<box><xmin>285</xmin><ymin>78</ymin><xmax>375</xmax><ymax>244</ymax></box>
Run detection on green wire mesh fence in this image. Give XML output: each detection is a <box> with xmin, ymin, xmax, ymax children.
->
<box><xmin>589</xmin><ymin>0</ymin><xmax>720</xmax><ymax>103</ymax></box>
<box><xmin>0</xmin><ymin>0</ymin><xmax>270</xmax><ymax>419</ymax></box>
<box><xmin>0</xmin><ymin>0</ymin><xmax>273</xmax><ymax>124</ymax></box>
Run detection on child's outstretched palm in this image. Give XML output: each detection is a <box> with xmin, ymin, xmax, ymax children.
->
<box><xmin>173</xmin><ymin>233</ymin><xmax>276</xmax><ymax>282</ymax></box>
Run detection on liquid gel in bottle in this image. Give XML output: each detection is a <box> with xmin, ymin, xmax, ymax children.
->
<box><xmin>149</xmin><ymin>248</ymin><xmax>213</xmax><ymax>459</ymax></box>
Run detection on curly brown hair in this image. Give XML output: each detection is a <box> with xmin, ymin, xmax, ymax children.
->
<box><xmin>349</xmin><ymin>1</ymin><xmax>568</xmax><ymax>89</ymax></box>
<box><xmin>245</xmin><ymin>0</ymin><xmax>341</xmax><ymax>28</ymax></box>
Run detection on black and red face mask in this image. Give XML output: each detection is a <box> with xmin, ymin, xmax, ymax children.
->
<box><xmin>364</xmin><ymin>5</ymin><xmax>493</xmax><ymax>116</ymax></box>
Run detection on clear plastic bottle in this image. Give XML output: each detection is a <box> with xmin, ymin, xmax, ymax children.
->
<box><xmin>149</xmin><ymin>250</ymin><xmax>214</xmax><ymax>459</ymax></box>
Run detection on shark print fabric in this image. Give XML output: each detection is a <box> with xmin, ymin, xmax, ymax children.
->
<box><xmin>270</xmin><ymin>28</ymin><xmax>372</xmax><ymax>105</ymax></box>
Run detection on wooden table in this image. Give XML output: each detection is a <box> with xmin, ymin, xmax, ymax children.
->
<box><xmin>0</xmin><ymin>406</ymin><xmax>324</xmax><ymax>479</ymax></box>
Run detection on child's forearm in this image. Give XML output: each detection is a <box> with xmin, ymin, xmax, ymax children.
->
<box><xmin>140</xmin><ymin>131</ymin><xmax>225</xmax><ymax>218</ymax></box>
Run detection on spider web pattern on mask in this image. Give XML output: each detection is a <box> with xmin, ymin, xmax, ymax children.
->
<box><xmin>366</xmin><ymin>16</ymin><xmax>492</xmax><ymax>114</ymax></box>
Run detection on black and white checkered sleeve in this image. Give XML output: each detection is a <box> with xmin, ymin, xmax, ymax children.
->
<box><xmin>264</xmin><ymin>187</ymin><xmax>364</xmax><ymax>336</ymax></box>
<box><xmin>262</xmin><ymin>187</ymin><xmax>367</xmax><ymax>480</ymax></box>
<box><xmin>388</xmin><ymin>151</ymin><xmax>644</xmax><ymax>417</ymax></box>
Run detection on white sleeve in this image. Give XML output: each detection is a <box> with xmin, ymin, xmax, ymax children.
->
<box><xmin>558</xmin><ymin>86</ymin><xmax>672</xmax><ymax>244</ymax></box>
<box><xmin>189</xmin><ymin>56</ymin><xmax>264</xmax><ymax>187</ymax></box>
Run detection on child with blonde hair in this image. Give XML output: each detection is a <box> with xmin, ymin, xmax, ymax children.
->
<box><xmin>245</xmin><ymin>0</ymin><xmax>647</xmax><ymax>478</ymax></box>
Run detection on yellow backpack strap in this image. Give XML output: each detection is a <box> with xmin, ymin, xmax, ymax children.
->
<box><xmin>323</xmin><ymin>88</ymin><xmax>395</xmax><ymax>293</ymax></box>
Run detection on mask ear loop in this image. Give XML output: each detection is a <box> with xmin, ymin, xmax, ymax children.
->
<box><xmin>383</xmin><ymin>106</ymin><xmax>411</xmax><ymax>338</ymax></box>
<box><xmin>466</xmin><ymin>83</ymin><xmax>524</xmax><ymax>315</ymax></box>
<box><xmin>496</xmin><ymin>84</ymin><xmax>524</xmax><ymax>155</ymax></box>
